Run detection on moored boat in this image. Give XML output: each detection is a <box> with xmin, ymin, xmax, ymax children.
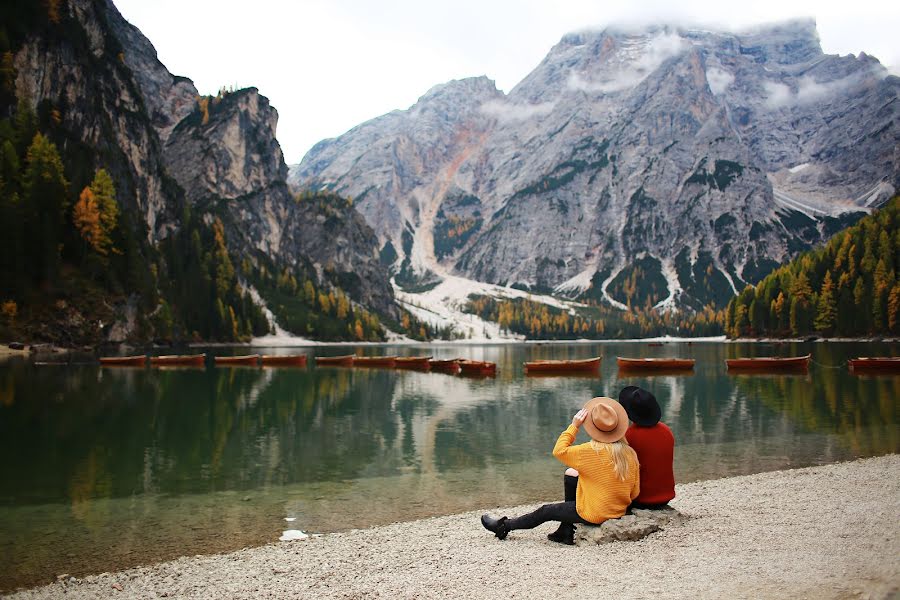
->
<box><xmin>394</xmin><ymin>356</ymin><xmax>432</xmax><ymax>370</ymax></box>
<box><xmin>726</xmin><ymin>355</ymin><xmax>810</xmax><ymax>370</ymax></box>
<box><xmin>524</xmin><ymin>357</ymin><xmax>601</xmax><ymax>373</ymax></box>
<box><xmin>429</xmin><ymin>358</ymin><xmax>460</xmax><ymax>373</ymax></box>
<box><xmin>617</xmin><ymin>357</ymin><xmax>695</xmax><ymax>370</ymax></box>
<box><xmin>260</xmin><ymin>354</ymin><xmax>308</xmax><ymax>367</ymax></box>
<box><xmin>352</xmin><ymin>355</ymin><xmax>398</xmax><ymax>367</ymax></box>
<box><xmin>458</xmin><ymin>359</ymin><xmax>497</xmax><ymax>376</ymax></box>
<box><xmin>99</xmin><ymin>355</ymin><xmax>147</xmax><ymax>367</ymax></box>
<box><xmin>314</xmin><ymin>354</ymin><xmax>355</xmax><ymax>366</ymax></box>
<box><xmin>848</xmin><ymin>357</ymin><xmax>900</xmax><ymax>372</ymax></box>
<box><xmin>150</xmin><ymin>354</ymin><xmax>206</xmax><ymax>367</ymax></box>
<box><xmin>214</xmin><ymin>354</ymin><xmax>260</xmax><ymax>367</ymax></box>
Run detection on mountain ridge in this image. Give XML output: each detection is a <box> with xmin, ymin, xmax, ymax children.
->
<box><xmin>290</xmin><ymin>19</ymin><xmax>898</xmax><ymax>311</ymax></box>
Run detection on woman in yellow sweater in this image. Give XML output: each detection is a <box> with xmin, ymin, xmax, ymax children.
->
<box><xmin>481</xmin><ymin>396</ymin><xmax>640</xmax><ymax>545</ymax></box>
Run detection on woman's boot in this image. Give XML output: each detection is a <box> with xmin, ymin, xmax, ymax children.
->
<box><xmin>547</xmin><ymin>473</ymin><xmax>579</xmax><ymax>544</ymax></box>
<box><xmin>546</xmin><ymin>522</ymin><xmax>575</xmax><ymax>545</ymax></box>
<box><xmin>480</xmin><ymin>514</ymin><xmax>510</xmax><ymax>540</ymax></box>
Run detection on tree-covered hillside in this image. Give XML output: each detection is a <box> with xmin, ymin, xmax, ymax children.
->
<box><xmin>0</xmin><ymin>2</ymin><xmax>431</xmax><ymax>346</ymax></box>
<box><xmin>725</xmin><ymin>197</ymin><xmax>900</xmax><ymax>338</ymax></box>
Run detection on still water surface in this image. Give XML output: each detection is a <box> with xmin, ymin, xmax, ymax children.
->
<box><xmin>1</xmin><ymin>341</ymin><xmax>897</xmax><ymax>590</ymax></box>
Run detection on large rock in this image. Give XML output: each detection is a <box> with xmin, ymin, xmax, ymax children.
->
<box><xmin>577</xmin><ymin>507</ymin><xmax>686</xmax><ymax>545</ymax></box>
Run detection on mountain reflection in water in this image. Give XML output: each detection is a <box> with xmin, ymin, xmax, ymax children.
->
<box><xmin>0</xmin><ymin>341</ymin><xmax>897</xmax><ymax>590</ymax></box>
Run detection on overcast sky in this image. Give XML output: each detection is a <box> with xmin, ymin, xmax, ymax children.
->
<box><xmin>114</xmin><ymin>0</ymin><xmax>899</xmax><ymax>164</ymax></box>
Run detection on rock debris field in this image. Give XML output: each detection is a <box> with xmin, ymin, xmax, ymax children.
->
<box><xmin>9</xmin><ymin>454</ymin><xmax>899</xmax><ymax>599</ymax></box>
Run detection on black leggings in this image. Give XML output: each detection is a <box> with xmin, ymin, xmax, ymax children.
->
<box><xmin>506</xmin><ymin>474</ymin><xmax>592</xmax><ymax>530</ymax></box>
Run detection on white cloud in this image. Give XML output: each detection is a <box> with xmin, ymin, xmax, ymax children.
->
<box><xmin>763</xmin><ymin>81</ymin><xmax>793</xmax><ymax>108</ymax></box>
<box><xmin>479</xmin><ymin>99</ymin><xmax>556</xmax><ymax>122</ymax></box>
<box><xmin>566</xmin><ymin>31</ymin><xmax>688</xmax><ymax>94</ymax></box>
<box><xmin>764</xmin><ymin>66</ymin><xmax>886</xmax><ymax>108</ymax></box>
<box><xmin>706</xmin><ymin>67</ymin><xmax>734</xmax><ymax>95</ymax></box>
<box><xmin>113</xmin><ymin>0</ymin><xmax>900</xmax><ymax>161</ymax></box>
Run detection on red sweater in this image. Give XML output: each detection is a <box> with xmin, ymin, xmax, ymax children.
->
<box><xmin>625</xmin><ymin>422</ymin><xmax>675</xmax><ymax>505</ymax></box>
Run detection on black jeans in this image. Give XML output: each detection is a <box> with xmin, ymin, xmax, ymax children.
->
<box><xmin>507</xmin><ymin>474</ymin><xmax>592</xmax><ymax>530</ymax></box>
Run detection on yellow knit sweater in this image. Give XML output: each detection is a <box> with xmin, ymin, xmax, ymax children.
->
<box><xmin>552</xmin><ymin>425</ymin><xmax>640</xmax><ymax>524</ymax></box>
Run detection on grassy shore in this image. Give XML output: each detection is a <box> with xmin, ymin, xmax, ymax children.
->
<box><xmin>8</xmin><ymin>454</ymin><xmax>898</xmax><ymax>599</ymax></box>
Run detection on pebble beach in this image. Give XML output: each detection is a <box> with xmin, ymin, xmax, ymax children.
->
<box><xmin>7</xmin><ymin>454</ymin><xmax>899</xmax><ymax>599</ymax></box>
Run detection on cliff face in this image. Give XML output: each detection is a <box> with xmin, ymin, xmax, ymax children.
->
<box><xmin>160</xmin><ymin>86</ymin><xmax>397</xmax><ymax>318</ymax></box>
<box><xmin>8</xmin><ymin>0</ymin><xmax>397</xmax><ymax>339</ymax></box>
<box><xmin>12</xmin><ymin>0</ymin><xmax>181</xmax><ymax>240</ymax></box>
<box><xmin>292</xmin><ymin>20</ymin><xmax>899</xmax><ymax>309</ymax></box>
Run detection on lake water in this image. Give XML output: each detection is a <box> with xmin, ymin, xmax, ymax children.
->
<box><xmin>1</xmin><ymin>341</ymin><xmax>897</xmax><ymax>590</ymax></box>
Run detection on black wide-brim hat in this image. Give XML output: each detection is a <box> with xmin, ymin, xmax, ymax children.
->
<box><xmin>618</xmin><ymin>386</ymin><xmax>661</xmax><ymax>427</ymax></box>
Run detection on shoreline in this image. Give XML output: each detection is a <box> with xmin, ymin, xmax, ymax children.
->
<box><xmin>2</xmin><ymin>335</ymin><xmax>898</xmax><ymax>355</ymax></box>
<box><xmin>10</xmin><ymin>454</ymin><xmax>899</xmax><ymax>599</ymax></box>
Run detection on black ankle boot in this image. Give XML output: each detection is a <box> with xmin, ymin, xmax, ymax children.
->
<box><xmin>547</xmin><ymin>523</ymin><xmax>575</xmax><ymax>545</ymax></box>
<box><xmin>480</xmin><ymin>514</ymin><xmax>511</xmax><ymax>540</ymax></box>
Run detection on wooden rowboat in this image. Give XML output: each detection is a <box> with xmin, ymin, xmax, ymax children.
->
<box><xmin>458</xmin><ymin>359</ymin><xmax>497</xmax><ymax>376</ymax></box>
<box><xmin>260</xmin><ymin>354</ymin><xmax>308</xmax><ymax>367</ymax></box>
<box><xmin>429</xmin><ymin>359</ymin><xmax>460</xmax><ymax>373</ymax></box>
<box><xmin>848</xmin><ymin>357</ymin><xmax>900</xmax><ymax>372</ymax></box>
<box><xmin>617</xmin><ymin>357</ymin><xmax>695</xmax><ymax>371</ymax></box>
<box><xmin>726</xmin><ymin>355</ymin><xmax>810</xmax><ymax>370</ymax></box>
<box><xmin>352</xmin><ymin>355</ymin><xmax>398</xmax><ymax>367</ymax></box>
<box><xmin>394</xmin><ymin>356</ymin><xmax>432</xmax><ymax>370</ymax></box>
<box><xmin>214</xmin><ymin>354</ymin><xmax>260</xmax><ymax>366</ymax></box>
<box><xmin>150</xmin><ymin>354</ymin><xmax>206</xmax><ymax>367</ymax></box>
<box><xmin>99</xmin><ymin>355</ymin><xmax>147</xmax><ymax>367</ymax></box>
<box><xmin>524</xmin><ymin>356</ymin><xmax>601</xmax><ymax>373</ymax></box>
<box><xmin>315</xmin><ymin>354</ymin><xmax>355</xmax><ymax>366</ymax></box>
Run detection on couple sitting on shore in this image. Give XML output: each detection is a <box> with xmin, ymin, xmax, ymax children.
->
<box><xmin>481</xmin><ymin>386</ymin><xmax>674</xmax><ymax>545</ymax></box>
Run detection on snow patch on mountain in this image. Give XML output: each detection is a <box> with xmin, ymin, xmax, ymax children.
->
<box><xmin>395</xmin><ymin>274</ymin><xmax>587</xmax><ymax>341</ymax></box>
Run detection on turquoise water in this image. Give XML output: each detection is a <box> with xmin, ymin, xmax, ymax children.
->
<box><xmin>1</xmin><ymin>341</ymin><xmax>897</xmax><ymax>590</ymax></box>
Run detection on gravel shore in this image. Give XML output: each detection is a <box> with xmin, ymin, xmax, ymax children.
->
<box><xmin>9</xmin><ymin>454</ymin><xmax>899</xmax><ymax>599</ymax></box>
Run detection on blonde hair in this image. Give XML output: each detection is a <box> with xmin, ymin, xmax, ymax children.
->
<box><xmin>590</xmin><ymin>438</ymin><xmax>636</xmax><ymax>481</ymax></box>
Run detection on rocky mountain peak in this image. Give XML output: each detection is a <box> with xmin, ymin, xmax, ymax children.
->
<box><xmin>102</xmin><ymin>0</ymin><xmax>197</xmax><ymax>143</ymax></box>
<box><xmin>417</xmin><ymin>76</ymin><xmax>501</xmax><ymax>104</ymax></box>
<box><xmin>292</xmin><ymin>19</ymin><xmax>897</xmax><ymax>311</ymax></box>
<box><xmin>165</xmin><ymin>88</ymin><xmax>287</xmax><ymax>204</ymax></box>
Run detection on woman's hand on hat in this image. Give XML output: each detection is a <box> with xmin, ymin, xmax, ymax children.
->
<box><xmin>572</xmin><ymin>408</ymin><xmax>588</xmax><ymax>428</ymax></box>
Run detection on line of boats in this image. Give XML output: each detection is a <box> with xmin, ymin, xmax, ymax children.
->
<box><xmin>97</xmin><ymin>353</ymin><xmax>499</xmax><ymax>375</ymax></box>
<box><xmin>97</xmin><ymin>353</ymin><xmax>900</xmax><ymax>374</ymax></box>
<box><xmin>99</xmin><ymin>354</ymin><xmax>306</xmax><ymax>367</ymax></box>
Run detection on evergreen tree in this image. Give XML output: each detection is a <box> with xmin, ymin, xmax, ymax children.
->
<box><xmin>888</xmin><ymin>284</ymin><xmax>900</xmax><ymax>334</ymax></box>
<box><xmin>789</xmin><ymin>272</ymin><xmax>813</xmax><ymax>335</ymax></box>
<box><xmin>813</xmin><ymin>271</ymin><xmax>836</xmax><ymax>333</ymax></box>
<box><xmin>22</xmin><ymin>132</ymin><xmax>68</xmax><ymax>285</ymax></box>
<box><xmin>89</xmin><ymin>168</ymin><xmax>119</xmax><ymax>255</ymax></box>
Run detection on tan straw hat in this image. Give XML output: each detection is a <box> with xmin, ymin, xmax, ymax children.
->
<box><xmin>581</xmin><ymin>397</ymin><xmax>629</xmax><ymax>443</ymax></box>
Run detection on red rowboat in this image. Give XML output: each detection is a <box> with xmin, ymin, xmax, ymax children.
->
<box><xmin>260</xmin><ymin>354</ymin><xmax>308</xmax><ymax>367</ymax></box>
<box><xmin>458</xmin><ymin>359</ymin><xmax>497</xmax><ymax>376</ymax></box>
<box><xmin>848</xmin><ymin>357</ymin><xmax>900</xmax><ymax>372</ymax></box>
<box><xmin>429</xmin><ymin>359</ymin><xmax>460</xmax><ymax>373</ymax></box>
<box><xmin>352</xmin><ymin>356</ymin><xmax>397</xmax><ymax>367</ymax></box>
<box><xmin>617</xmin><ymin>357</ymin><xmax>694</xmax><ymax>370</ymax></box>
<box><xmin>150</xmin><ymin>354</ymin><xmax>206</xmax><ymax>367</ymax></box>
<box><xmin>395</xmin><ymin>356</ymin><xmax>432</xmax><ymax>370</ymax></box>
<box><xmin>726</xmin><ymin>355</ymin><xmax>810</xmax><ymax>370</ymax></box>
<box><xmin>524</xmin><ymin>357</ymin><xmax>601</xmax><ymax>373</ymax></box>
<box><xmin>214</xmin><ymin>354</ymin><xmax>260</xmax><ymax>366</ymax></box>
<box><xmin>99</xmin><ymin>355</ymin><xmax>147</xmax><ymax>367</ymax></box>
<box><xmin>315</xmin><ymin>354</ymin><xmax>355</xmax><ymax>366</ymax></box>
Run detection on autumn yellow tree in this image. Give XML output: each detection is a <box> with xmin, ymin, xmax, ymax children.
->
<box><xmin>73</xmin><ymin>187</ymin><xmax>102</xmax><ymax>253</ymax></box>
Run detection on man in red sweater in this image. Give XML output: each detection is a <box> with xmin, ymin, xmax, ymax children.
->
<box><xmin>618</xmin><ymin>386</ymin><xmax>675</xmax><ymax>509</ymax></box>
